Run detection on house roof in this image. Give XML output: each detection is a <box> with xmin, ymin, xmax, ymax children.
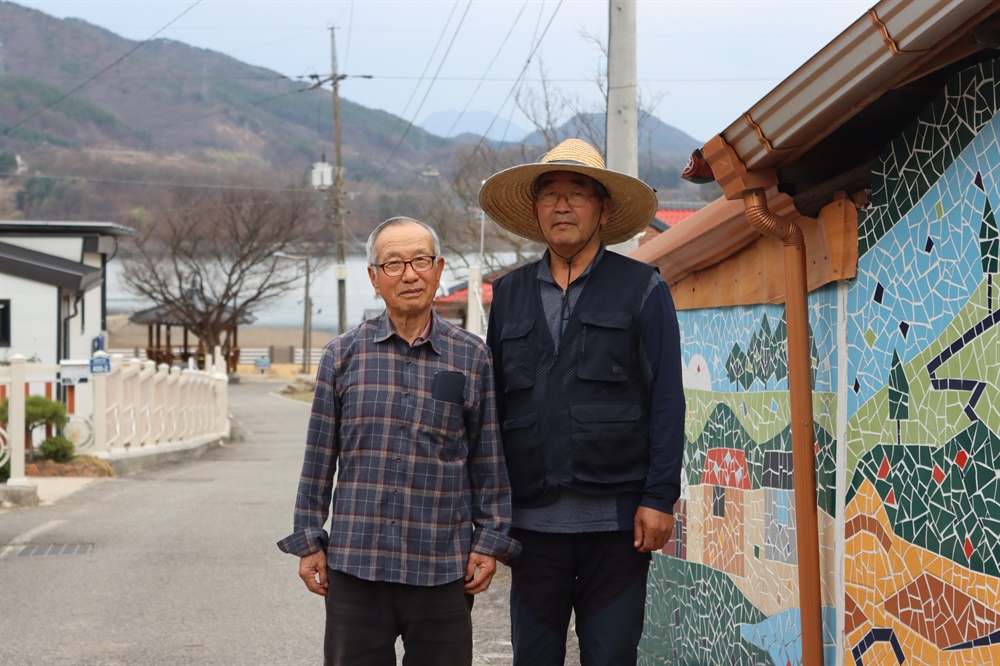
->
<box><xmin>654</xmin><ymin>202</ymin><xmax>708</xmax><ymax>228</ymax></box>
<box><xmin>701</xmin><ymin>448</ymin><xmax>751</xmax><ymax>490</ymax></box>
<box><xmin>129</xmin><ymin>303</ymin><xmax>256</xmax><ymax>327</ymax></box>
<box><xmin>0</xmin><ymin>220</ymin><xmax>137</xmax><ymax>237</ymax></box>
<box><xmin>0</xmin><ymin>241</ymin><xmax>102</xmax><ymax>292</ymax></box>
<box><xmin>435</xmin><ymin>281</ymin><xmax>494</xmax><ymax>305</ymax></box>
<box><xmin>632</xmin><ymin>0</ymin><xmax>1000</xmax><ymax>289</ymax></box>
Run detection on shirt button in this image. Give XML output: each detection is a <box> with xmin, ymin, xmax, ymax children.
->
<box><xmin>393</xmin><ymin>489</ymin><xmax>398</xmax><ymax>494</ymax></box>
<box><xmin>404</xmin><ymin>392</ymin><xmax>410</xmax><ymax>397</ymax></box>
<box><xmin>396</xmin><ymin>457</ymin><xmax>401</xmax><ymax>462</ymax></box>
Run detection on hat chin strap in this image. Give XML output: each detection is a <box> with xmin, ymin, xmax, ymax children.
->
<box><xmin>536</xmin><ymin>213</ymin><xmax>603</xmax><ymax>289</ymax></box>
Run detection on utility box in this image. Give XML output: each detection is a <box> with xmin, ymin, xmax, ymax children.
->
<box><xmin>59</xmin><ymin>360</ymin><xmax>91</xmax><ymax>385</ymax></box>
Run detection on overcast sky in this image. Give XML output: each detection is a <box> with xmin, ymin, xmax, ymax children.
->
<box><xmin>11</xmin><ymin>0</ymin><xmax>871</xmax><ymax>142</ymax></box>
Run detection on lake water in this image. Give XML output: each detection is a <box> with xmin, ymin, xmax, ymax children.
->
<box><xmin>105</xmin><ymin>253</ymin><xmax>495</xmax><ymax>332</ymax></box>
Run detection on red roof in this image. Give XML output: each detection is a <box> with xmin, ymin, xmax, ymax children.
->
<box><xmin>435</xmin><ymin>281</ymin><xmax>493</xmax><ymax>304</ymax></box>
<box><xmin>655</xmin><ymin>208</ymin><xmax>702</xmax><ymax>228</ymax></box>
<box><xmin>701</xmin><ymin>448</ymin><xmax>751</xmax><ymax>489</ymax></box>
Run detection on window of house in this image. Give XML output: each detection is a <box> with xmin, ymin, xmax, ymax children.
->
<box><xmin>0</xmin><ymin>300</ymin><xmax>10</xmax><ymax>347</ymax></box>
<box><xmin>712</xmin><ymin>485</ymin><xmax>725</xmax><ymax>518</ymax></box>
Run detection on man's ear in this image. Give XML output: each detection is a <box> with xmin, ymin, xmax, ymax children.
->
<box><xmin>600</xmin><ymin>198</ymin><xmax>612</xmax><ymax>226</ymax></box>
<box><xmin>368</xmin><ymin>266</ymin><xmax>381</xmax><ymax>296</ymax></box>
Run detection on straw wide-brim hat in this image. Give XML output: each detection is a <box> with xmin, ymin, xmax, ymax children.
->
<box><xmin>478</xmin><ymin>138</ymin><xmax>658</xmax><ymax>245</ymax></box>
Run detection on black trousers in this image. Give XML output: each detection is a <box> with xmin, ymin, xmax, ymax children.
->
<box><xmin>509</xmin><ymin>529</ymin><xmax>651</xmax><ymax>666</ymax></box>
<box><xmin>324</xmin><ymin>570</ymin><xmax>473</xmax><ymax>666</ymax></box>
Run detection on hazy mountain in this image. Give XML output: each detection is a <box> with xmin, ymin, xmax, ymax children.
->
<box><xmin>0</xmin><ymin>1</ymin><xmax>716</xmax><ymax>225</ymax></box>
<box><xmin>421</xmin><ymin>110</ymin><xmax>531</xmax><ymax>142</ymax></box>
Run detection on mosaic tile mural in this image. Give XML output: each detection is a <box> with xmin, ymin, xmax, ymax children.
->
<box><xmin>640</xmin><ymin>59</ymin><xmax>1000</xmax><ymax>665</ymax></box>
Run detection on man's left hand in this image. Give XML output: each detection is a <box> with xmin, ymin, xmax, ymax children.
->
<box><xmin>464</xmin><ymin>552</ymin><xmax>497</xmax><ymax>595</ymax></box>
<box><xmin>633</xmin><ymin>506</ymin><xmax>675</xmax><ymax>553</ymax></box>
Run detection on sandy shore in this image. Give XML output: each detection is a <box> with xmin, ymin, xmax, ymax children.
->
<box><xmin>106</xmin><ymin>313</ymin><xmax>338</xmax><ymax>349</ymax></box>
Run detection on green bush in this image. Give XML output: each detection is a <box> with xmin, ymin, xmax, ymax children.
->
<box><xmin>1</xmin><ymin>457</ymin><xmax>9</xmax><ymax>484</ymax></box>
<box><xmin>0</xmin><ymin>396</ymin><xmax>67</xmax><ymax>431</ymax></box>
<box><xmin>40</xmin><ymin>436</ymin><xmax>75</xmax><ymax>463</ymax></box>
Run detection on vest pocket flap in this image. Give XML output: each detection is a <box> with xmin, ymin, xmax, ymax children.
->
<box><xmin>500</xmin><ymin>412</ymin><xmax>545</xmax><ymax>501</ymax></box>
<box><xmin>577</xmin><ymin>311</ymin><xmax>632</xmax><ymax>330</ymax></box>
<box><xmin>500</xmin><ymin>319</ymin><xmax>534</xmax><ymax>340</ymax></box>
<box><xmin>570</xmin><ymin>403</ymin><xmax>642</xmax><ymax>424</ymax></box>
<box><xmin>503</xmin><ymin>412</ymin><xmax>538</xmax><ymax>431</ymax></box>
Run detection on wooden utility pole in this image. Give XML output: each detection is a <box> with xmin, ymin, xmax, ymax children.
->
<box><xmin>302</xmin><ymin>255</ymin><xmax>312</xmax><ymax>374</ymax></box>
<box><xmin>331</xmin><ymin>27</ymin><xmax>348</xmax><ymax>335</ymax></box>
<box><xmin>606</xmin><ymin>0</ymin><xmax>640</xmax><ymax>255</ymax></box>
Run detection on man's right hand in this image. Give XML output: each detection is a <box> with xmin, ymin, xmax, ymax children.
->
<box><xmin>299</xmin><ymin>550</ymin><xmax>329</xmax><ymax>596</ymax></box>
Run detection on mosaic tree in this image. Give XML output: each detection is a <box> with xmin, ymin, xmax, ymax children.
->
<box><xmin>981</xmin><ymin>197</ymin><xmax>998</xmax><ymax>289</ymax></box>
<box><xmin>888</xmin><ymin>350</ymin><xmax>909</xmax><ymax>446</ymax></box>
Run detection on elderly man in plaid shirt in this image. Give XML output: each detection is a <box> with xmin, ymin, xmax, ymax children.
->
<box><xmin>278</xmin><ymin>216</ymin><xmax>520</xmax><ymax>666</ymax></box>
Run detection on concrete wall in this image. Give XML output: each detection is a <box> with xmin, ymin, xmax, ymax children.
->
<box><xmin>639</xmin><ymin>59</ymin><xmax>1000</xmax><ymax>665</ymax></box>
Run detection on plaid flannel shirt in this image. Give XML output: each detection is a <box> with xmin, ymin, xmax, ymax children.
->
<box><xmin>277</xmin><ymin>310</ymin><xmax>520</xmax><ymax>586</ymax></box>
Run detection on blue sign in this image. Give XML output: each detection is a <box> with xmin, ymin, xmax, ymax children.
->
<box><xmin>90</xmin><ymin>357</ymin><xmax>112</xmax><ymax>374</ymax></box>
<box><xmin>254</xmin><ymin>358</ymin><xmax>272</xmax><ymax>372</ymax></box>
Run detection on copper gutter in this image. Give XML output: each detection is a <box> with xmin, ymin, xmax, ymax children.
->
<box><xmin>743</xmin><ymin>188</ymin><xmax>823</xmax><ymax>666</ymax></box>
<box><xmin>693</xmin><ymin>131</ymin><xmax>824</xmax><ymax>663</ymax></box>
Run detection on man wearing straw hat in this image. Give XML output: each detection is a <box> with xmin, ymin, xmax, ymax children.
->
<box><xmin>481</xmin><ymin>138</ymin><xmax>685</xmax><ymax>665</ymax></box>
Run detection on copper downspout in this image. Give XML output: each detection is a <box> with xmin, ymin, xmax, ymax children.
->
<box><xmin>743</xmin><ymin>188</ymin><xmax>824</xmax><ymax>665</ymax></box>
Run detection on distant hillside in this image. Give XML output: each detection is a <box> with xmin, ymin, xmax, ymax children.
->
<box><xmin>421</xmin><ymin>110</ymin><xmax>532</xmax><ymax>142</ymax></box>
<box><xmin>0</xmin><ymin>1</ymin><xmax>716</xmax><ymax>228</ymax></box>
<box><xmin>0</xmin><ymin>2</ymin><xmax>447</xmax><ymax>179</ymax></box>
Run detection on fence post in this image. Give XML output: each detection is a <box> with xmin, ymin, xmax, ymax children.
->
<box><xmin>7</xmin><ymin>355</ymin><xmax>28</xmax><ymax>484</ymax></box>
<box><xmin>92</xmin><ymin>352</ymin><xmax>109</xmax><ymax>450</ymax></box>
<box><xmin>215</xmin><ymin>369</ymin><xmax>228</xmax><ymax>435</ymax></box>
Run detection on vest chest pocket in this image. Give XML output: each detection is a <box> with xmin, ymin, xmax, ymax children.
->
<box><xmin>499</xmin><ymin>319</ymin><xmax>536</xmax><ymax>392</ymax></box>
<box><xmin>576</xmin><ymin>312</ymin><xmax>634</xmax><ymax>382</ymax></box>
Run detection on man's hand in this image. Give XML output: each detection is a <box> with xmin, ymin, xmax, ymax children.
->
<box><xmin>633</xmin><ymin>506</ymin><xmax>675</xmax><ymax>553</ymax></box>
<box><xmin>463</xmin><ymin>552</ymin><xmax>497</xmax><ymax>595</ymax></box>
<box><xmin>299</xmin><ymin>550</ymin><xmax>329</xmax><ymax>596</ymax></box>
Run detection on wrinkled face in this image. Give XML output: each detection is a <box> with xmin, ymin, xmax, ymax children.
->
<box><xmin>367</xmin><ymin>222</ymin><xmax>444</xmax><ymax>320</ymax></box>
<box><xmin>533</xmin><ymin>170</ymin><xmax>610</xmax><ymax>254</ymax></box>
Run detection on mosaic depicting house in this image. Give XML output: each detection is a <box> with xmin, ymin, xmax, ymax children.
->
<box><xmin>632</xmin><ymin>1</ymin><xmax>1000</xmax><ymax>664</ymax></box>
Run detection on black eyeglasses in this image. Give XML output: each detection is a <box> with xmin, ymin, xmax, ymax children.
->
<box><xmin>536</xmin><ymin>191</ymin><xmax>594</xmax><ymax>207</ymax></box>
<box><xmin>374</xmin><ymin>255</ymin><xmax>436</xmax><ymax>277</ymax></box>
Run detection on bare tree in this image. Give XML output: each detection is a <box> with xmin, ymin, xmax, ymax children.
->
<box><xmin>121</xmin><ymin>184</ymin><xmax>325</xmax><ymax>351</ymax></box>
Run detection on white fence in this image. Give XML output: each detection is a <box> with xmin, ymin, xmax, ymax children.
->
<box><xmin>106</xmin><ymin>347</ymin><xmax>314</xmax><ymax>364</ymax></box>
<box><xmin>1</xmin><ymin>353</ymin><xmax>229</xmax><ymax>485</ymax></box>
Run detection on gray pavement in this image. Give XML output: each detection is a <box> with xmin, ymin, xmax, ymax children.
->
<box><xmin>0</xmin><ymin>380</ymin><xmax>519</xmax><ymax>665</ymax></box>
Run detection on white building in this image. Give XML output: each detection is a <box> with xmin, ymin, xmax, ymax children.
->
<box><xmin>0</xmin><ymin>220</ymin><xmax>136</xmax><ymax>368</ymax></box>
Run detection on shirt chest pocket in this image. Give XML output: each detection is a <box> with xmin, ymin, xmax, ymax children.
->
<box><xmin>418</xmin><ymin>399</ymin><xmax>465</xmax><ymax>459</ymax></box>
<box><xmin>577</xmin><ymin>311</ymin><xmax>634</xmax><ymax>382</ymax></box>
<box><xmin>499</xmin><ymin>319</ymin><xmax>536</xmax><ymax>392</ymax></box>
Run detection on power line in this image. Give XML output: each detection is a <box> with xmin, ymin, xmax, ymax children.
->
<box><xmin>395</xmin><ymin>0</ymin><xmax>532</xmax><ymax>195</ymax></box>
<box><xmin>367</xmin><ymin>0</ymin><xmax>475</xmax><ymax>190</ymax></box>
<box><xmin>2</xmin><ymin>0</ymin><xmax>205</xmax><ymax>136</ymax></box>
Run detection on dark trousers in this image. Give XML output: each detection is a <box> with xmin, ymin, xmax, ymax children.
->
<box><xmin>324</xmin><ymin>570</ymin><xmax>472</xmax><ymax>666</ymax></box>
<box><xmin>510</xmin><ymin>529</ymin><xmax>651</xmax><ymax>666</ymax></box>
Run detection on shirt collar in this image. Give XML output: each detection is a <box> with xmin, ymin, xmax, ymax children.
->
<box><xmin>373</xmin><ymin>310</ymin><xmax>443</xmax><ymax>354</ymax></box>
<box><xmin>537</xmin><ymin>244</ymin><xmax>606</xmax><ymax>285</ymax></box>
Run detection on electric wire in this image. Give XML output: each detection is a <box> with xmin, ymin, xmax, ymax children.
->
<box><xmin>393</xmin><ymin>0</ymin><xmax>532</xmax><ymax>195</ymax></box>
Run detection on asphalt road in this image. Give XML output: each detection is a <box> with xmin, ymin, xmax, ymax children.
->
<box><xmin>0</xmin><ymin>380</ymin><xmax>521</xmax><ymax>665</ymax></box>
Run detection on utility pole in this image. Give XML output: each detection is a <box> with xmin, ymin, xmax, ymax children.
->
<box><xmin>606</xmin><ymin>0</ymin><xmax>641</xmax><ymax>255</ymax></box>
<box><xmin>302</xmin><ymin>256</ymin><xmax>312</xmax><ymax>374</ymax></box>
<box><xmin>331</xmin><ymin>27</ymin><xmax>348</xmax><ymax>335</ymax></box>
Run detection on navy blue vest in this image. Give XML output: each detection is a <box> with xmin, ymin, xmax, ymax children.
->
<box><xmin>492</xmin><ymin>251</ymin><xmax>656</xmax><ymax>507</ymax></box>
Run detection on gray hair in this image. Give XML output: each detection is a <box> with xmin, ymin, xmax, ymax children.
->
<box><xmin>366</xmin><ymin>216</ymin><xmax>443</xmax><ymax>265</ymax></box>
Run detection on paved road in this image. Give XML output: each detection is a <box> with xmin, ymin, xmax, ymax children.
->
<box><xmin>0</xmin><ymin>381</ymin><xmax>518</xmax><ymax>665</ymax></box>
